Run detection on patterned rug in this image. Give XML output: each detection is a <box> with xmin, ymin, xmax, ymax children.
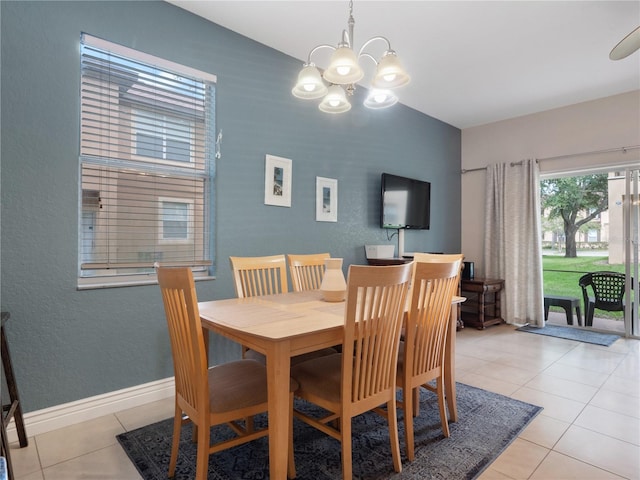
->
<box><xmin>117</xmin><ymin>383</ymin><xmax>541</xmax><ymax>480</ymax></box>
<box><xmin>517</xmin><ymin>324</ymin><xmax>619</xmax><ymax>346</ymax></box>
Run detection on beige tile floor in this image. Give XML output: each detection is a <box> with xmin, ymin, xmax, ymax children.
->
<box><xmin>7</xmin><ymin>316</ymin><xmax>640</xmax><ymax>479</ymax></box>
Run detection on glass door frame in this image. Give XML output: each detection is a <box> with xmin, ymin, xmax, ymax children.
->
<box><xmin>623</xmin><ymin>167</ymin><xmax>639</xmax><ymax>338</ymax></box>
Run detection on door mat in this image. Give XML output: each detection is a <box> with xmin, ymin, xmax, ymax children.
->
<box><xmin>517</xmin><ymin>324</ymin><xmax>619</xmax><ymax>346</ymax></box>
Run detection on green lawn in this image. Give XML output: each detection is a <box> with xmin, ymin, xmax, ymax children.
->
<box><xmin>543</xmin><ymin>255</ymin><xmax>625</xmax><ymax>320</ymax></box>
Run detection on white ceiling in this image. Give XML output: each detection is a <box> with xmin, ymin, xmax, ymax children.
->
<box><xmin>167</xmin><ymin>1</ymin><xmax>640</xmax><ymax>129</ymax></box>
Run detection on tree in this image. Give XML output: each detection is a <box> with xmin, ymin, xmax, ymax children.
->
<box><xmin>540</xmin><ymin>174</ymin><xmax>608</xmax><ymax>257</ymax></box>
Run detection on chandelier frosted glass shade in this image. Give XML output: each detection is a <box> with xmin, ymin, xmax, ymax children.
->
<box><xmin>371</xmin><ymin>51</ymin><xmax>411</xmax><ymax>89</ymax></box>
<box><xmin>319</xmin><ymin>85</ymin><xmax>352</xmax><ymax>113</ymax></box>
<box><xmin>363</xmin><ymin>89</ymin><xmax>398</xmax><ymax>109</ymax></box>
<box><xmin>292</xmin><ymin>64</ymin><xmax>329</xmax><ymax>99</ymax></box>
<box><xmin>323</xmin><ymin>46</ymin><xmax>365</xmax><ymax>85</ymax></box>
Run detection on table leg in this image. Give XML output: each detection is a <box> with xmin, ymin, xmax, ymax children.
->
<box><xmin>444</xmin><ymin>304</ymin><xmax>458</xmax><ymax>423</ymax></box>
<box><xmin>266</xmin><ymin>341</ymin><xmax>291</xmax><ymax>480</ymax></box>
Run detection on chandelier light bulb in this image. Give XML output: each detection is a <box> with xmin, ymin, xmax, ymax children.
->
<box><xmin>363</xmin><ymin>89</ymin><xmax>398</xmax><ymax>109</ymax></box>
<box><xmin>374</xmin><ymin>93</ymin><xmax>388</xmax><ymax>103</ymax></box>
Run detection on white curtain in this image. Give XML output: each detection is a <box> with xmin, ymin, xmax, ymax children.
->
<box><xmin>484</xmin><ymin>159</ymin><xmax>545</xmax><ymax>326</ymax></box>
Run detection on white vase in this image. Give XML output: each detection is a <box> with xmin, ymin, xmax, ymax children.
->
<box><xmin>320</xmin><ymin>258</ymin><xmax>347</xmax><ymax>302</ymax></box>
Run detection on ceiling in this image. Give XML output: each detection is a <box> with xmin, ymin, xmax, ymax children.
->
<box><xmin>167</xmin><ymin>1</ymin><xmax>640</xmax><ymax>129</ymax></box>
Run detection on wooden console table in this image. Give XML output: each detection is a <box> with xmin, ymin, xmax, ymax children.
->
<box><xmin>460</xmin><ymin>278</ymin><xmax>504</xmax><ymax>329</ymax></box>
<box><xmin>366</xmin><ymin>258</ymin><xmax>412</xmax><ymax>266</ymax></box>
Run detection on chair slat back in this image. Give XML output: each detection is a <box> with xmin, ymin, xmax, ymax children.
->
<box><xmin>157</xmin><ymin>267</ymin><xmax>208</xmax><ymax>417</ymax></box>
<box><xmin>342</xmin><ymin>264</ymin><xmax>412</xmax><ymax>406</ymax></box>
<box><xmin>411</xmin><ymin>253</ymin><xmax>463</xmax><ymax>289</ymax></box>
<box><xmin>229</xmin><ymin>255</ymin><xmax>288</xmax><ymax>298</ymax></box>
<box><xmin>287</xmin><ymin>253</ymin><xmax>330</xmax><ymax>292</ymax></box>
<box><xmin>405</xmin><ymin>261</ymin><xmax>462</xmax><ymax>378</ymax></box>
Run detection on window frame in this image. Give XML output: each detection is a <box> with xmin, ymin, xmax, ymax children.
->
<box><xmin>78</xmin><ymin>34</ymin><xmax>216</xmax><ymax>289</ymax></box>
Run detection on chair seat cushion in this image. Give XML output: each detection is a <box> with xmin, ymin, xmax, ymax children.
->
<box><xmin>245</xmin><ymin>347</ymin><xmax>339</xmax><ymax>366</ymax></box>
<box><xmin>290</xmin><ymin>353</ymin><xmax>342</xmax><ymax>403</ymax></box>
<box><xmin>208</xmin><ymin>359</ymin><xmax>298</xmax><ymax>413</ymax></box>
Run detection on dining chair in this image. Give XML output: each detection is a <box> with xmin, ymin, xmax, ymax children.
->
<box><xmin>229</xmin><ymin>254</ymin><xmax>289</xmax><ymax>298</ymax></box>
<box><xmin>287</xmin><ymin>252</ymin><xmax>330</xmax><ymax>292</ymax></box>
<box><xmin>291</xmin><ymin>263</ymin><xmax>413</xmax><ymax>480</ymax></box>
<box><xmin>411</xmin><ymin>252</ymin><xmax>464</xmax><ymax>295</ymax></box>
<box><xmin>407</xmin><ymin>253</ymin><xmax>464</xmax><ymax>416</ymax></box>
<box><xmin>397</xmin><ymin>259</ymin><xmax>462</xmax><ymax>461</ymax></box>
<box><xmin>229</xmin><ymin>254</ymin><xmax>337</xmax><ymax>364</ymax></box>
<box><xmin>157</xmin><ymin>266</ymin><xmax>297</xmax><ymax>480</ymax></box>
<box><xmin>578</xmin><ymin>271</ymin><xmax>630</xmax><ymax>326</ymax></box>
<box><xmin>229</xmin><ymin>254</ymin><xmax>288</xmax><ymax>360</ymax></box>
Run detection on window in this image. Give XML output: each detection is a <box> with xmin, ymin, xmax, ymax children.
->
<box><xmin>159</xmin><ymin>198</ymin><xmax>192</xmax><ymax>242</ymax></box>
<box><xmin>133</xmin><ymin>110</ymin><xmax>192</xmax><ymax>163</ymax></box>
<box><xmin>79</xmin><ymin>34</ymin><xmax>216</xmax><ymax>287</ymax></box>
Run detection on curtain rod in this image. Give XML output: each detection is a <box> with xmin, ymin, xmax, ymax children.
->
<box><xmin>460</xmin><ymin>144</ymin><xmax>640</xmax><ymax>174</ymax></box>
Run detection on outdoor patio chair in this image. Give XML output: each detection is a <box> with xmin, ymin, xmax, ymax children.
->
<box><xmin>578</xmin><ymin>271</ymin><xmax>630</xmax><ymax>327</ymax></box>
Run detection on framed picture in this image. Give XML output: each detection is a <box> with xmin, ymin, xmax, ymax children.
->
<box><xmin>316</xmin><ymin>176</ymin><xmax>338</xmax><ymax>222</ymax></box>
<box><xmin>264</xmin><ymin>154</ymin><xmax>292</xmax><ymax>207</ymax></box>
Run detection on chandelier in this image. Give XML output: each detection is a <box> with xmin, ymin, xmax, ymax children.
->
<box><xmin>291</xmin><ymin>0</ymin><xmax>410</xmax><ymax>114</ymax></box>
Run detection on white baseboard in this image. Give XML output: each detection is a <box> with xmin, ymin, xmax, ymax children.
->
<box><xmin>6</xmin><ymin>377</ymin><xmax>174</xmax><ymax>443</ymax></box>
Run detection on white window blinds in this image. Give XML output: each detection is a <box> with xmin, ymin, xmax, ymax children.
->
<box><xmin>79</xmin><ymin>34</ymin><xmax>215</xmax><ymax>282</ymax></box>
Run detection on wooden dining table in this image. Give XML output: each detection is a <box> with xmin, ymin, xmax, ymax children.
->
<box><xmin>199</xmin><ymin>289</ymin><xmax>464</xmax><ymax>480</ymax></box>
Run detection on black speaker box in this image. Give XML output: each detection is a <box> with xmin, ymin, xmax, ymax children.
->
<box><xmin>462</xmin><ymin>261</ymin><xmax>474</xmax><ymax>280</ymax></box>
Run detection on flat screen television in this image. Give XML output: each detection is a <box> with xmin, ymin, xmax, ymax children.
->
<box><xmin>380</xmin><ymin>173</ymin><xmax>431</xmax><ymax>229</ymax></box>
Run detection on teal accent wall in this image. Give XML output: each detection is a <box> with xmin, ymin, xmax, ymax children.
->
<box><xmin>0</xmin><ymin>1</ymin><xmax>461</xmax><ymax>412</ymax></box>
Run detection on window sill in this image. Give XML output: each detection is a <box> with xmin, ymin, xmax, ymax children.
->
<box><xmin>77</xmin><ymin>275</ymin><xmax>216</xmax><ymax>291</ymax></box>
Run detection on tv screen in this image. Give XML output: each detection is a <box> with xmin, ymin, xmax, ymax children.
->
<box><xmin>380</xmin><ymin>173</ymin><xmax>431</xmax><ymax>229</ymax></box>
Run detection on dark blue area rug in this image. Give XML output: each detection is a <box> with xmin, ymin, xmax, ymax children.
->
<box><xmin>117</xmin><ymin>383</ymin><xmax>541</xmax><ymax>480</ymax></box>
<box><xmin>517</xmin><ymin>324</ymin><xmax>619</xmax><ymax>346</ymax></box>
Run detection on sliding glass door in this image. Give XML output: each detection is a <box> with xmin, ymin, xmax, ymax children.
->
<box><xmin>540</xmin><ymin>167</ymin><xmax>638</xmax><ymax>338</ymax></box>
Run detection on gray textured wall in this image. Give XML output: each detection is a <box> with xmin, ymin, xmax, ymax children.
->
<box><xmin>1</xmin><ymin>1</ymin><xmax>461</xmax><ymax>412</ymax></box>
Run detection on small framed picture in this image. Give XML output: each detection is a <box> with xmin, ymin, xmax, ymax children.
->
<box><xmin>264</xmin><ymin>154</ymin><xmax>292</xmax><ymax>207</ymax></box>
<box><xmin>316</xmin><ymin>176</ymin><xmax>338</xmax><ymax>222</ymax></box>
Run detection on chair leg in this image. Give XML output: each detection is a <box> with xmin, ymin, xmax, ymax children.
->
<box><xmin>246</xmin><ymin>415</ymin><xmax>255</xmax><ymax>432</ymax></box>
<box><xmin>403</xmin><ymin>385</ymin><xmax>416</xmax><ymax>461</ymax></box>
<box><xmin>168</xmin><ymin>404</ymin><xmax>181</xmax><ymax>478</ymax></box>
<box><xmin>586</xmin><ymin>304</ymin><xmax>594</xmax><ymax>327</ymax></box>
<box><xmin>387</xmin><ymin>398</ymin><xmax>402</xmax><ymax>473</ymax></box>
<box><xmin>195</xmin><ymin>420</ymin><xmax>209</xmax><ymax>480</ymax></box>
<box><xmin>340</xmin><ymin>416</ymin><xmax>353</xmax><ymax>480</ymax></box>
<box><xmin>412</xmin><ymin>386</ymin><xmax>420</xmax><ymax>417</ymax></box>
<box><xmin>436</xmin><ymin>376</ymin><xmax>450</xmax><ymax>438</ymax></box>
